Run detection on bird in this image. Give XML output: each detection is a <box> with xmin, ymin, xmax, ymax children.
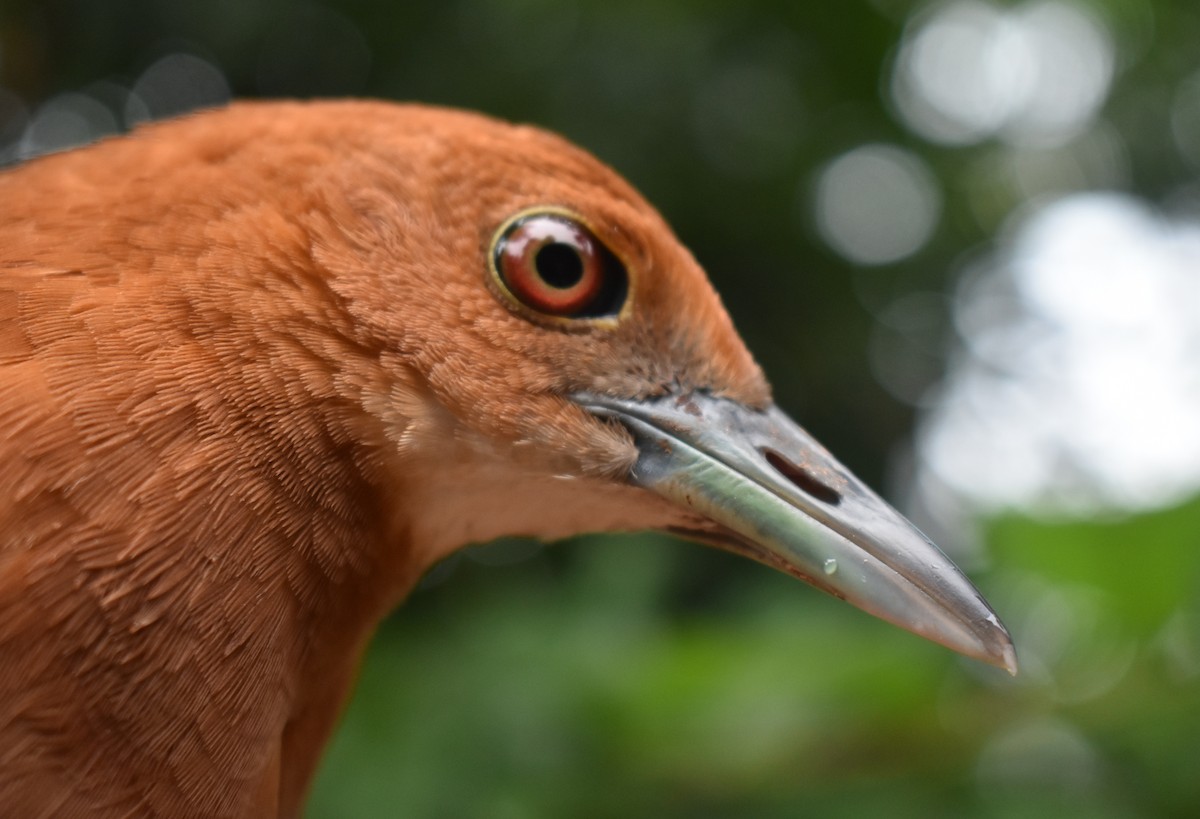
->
<box><xmin>0</xmin><ymin>100</ymin><xmax>1015</xmax><ymax>817</ymax></box>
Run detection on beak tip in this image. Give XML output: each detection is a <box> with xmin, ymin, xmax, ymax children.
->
<box><xmin>999</xmin><ymin>639</ymin><xmax>1019</xmax><ymax>677</ymax></box>
<box><xmin>971</xmin><ymin>615</ymin><xmax>1018</xmax><ymax>676</ymax></box>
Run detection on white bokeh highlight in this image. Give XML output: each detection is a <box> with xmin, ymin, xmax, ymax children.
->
<box><xmin>17</xmin><ymin>92</ymin><xmax>119</xmax><ymax>159</ymax></box>
<box><xmin>813</xmin><ymin>143</ymin><xmax>942</xmax><ymax>266</ymax></box>
<box><xmin>891</xmin><ymin>0</ymin><xmax>1114</xmax><ymax>147</ymax></box>
<box><xmin>919</xmin><ymin>193</ymin><xmax>1200</xmax><ymax>512</ymax></box>
<box><xmin>7</xmin><ymin>53</ymin><xmax>231</xmax><ymax>161</ymax></box>
<box><xmin>129</xmin><ymin>53</ymin><xmax>231</xmax><ymax>124</ymax></box>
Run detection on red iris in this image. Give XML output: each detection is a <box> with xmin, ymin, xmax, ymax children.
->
<box><xmin>493</xmin><ymin>213</ymin><xmax>626</xmax><ymax>319</ymax></box>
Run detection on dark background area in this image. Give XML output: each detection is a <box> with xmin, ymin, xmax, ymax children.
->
<box><xmin>2</xmin><ymin>1</ymin><xmax>1198</xmax><ymax>816</ymax></box>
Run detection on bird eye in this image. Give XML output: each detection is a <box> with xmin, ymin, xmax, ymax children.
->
<box><xmin>489</xmin><ymin>210</ymin><xmax>628</xmax><ymax>322</ymax></box>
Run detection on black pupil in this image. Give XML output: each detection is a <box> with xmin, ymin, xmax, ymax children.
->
<box><xmin>535</xmin><ymin>243</ymin><xmax>585</xmax><ymax>289</ymax></box>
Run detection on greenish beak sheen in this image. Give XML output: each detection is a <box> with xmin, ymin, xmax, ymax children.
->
<box><xmin>579</xmin><ymin>392</ymin><xmax>1017</xmax><ymax>675</ymax></box>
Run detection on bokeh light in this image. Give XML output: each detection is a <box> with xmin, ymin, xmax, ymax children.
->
<box><xmin>891</xmin><ymin>0</ymin><xmax>1114</xmax><ymax>147</ymax></box>
<box><xmin>129</xmin><ymin>53</ymin><xmax>230</xmax><ymax>124</ymax></box>
<box><xmin>812</xmin><ymin>143</ymin><xmax>942</xmax><ymax>265</ymax></box>
<box><xmin>919</xmin><ymin>193</ymin><xmax>1200</xmax><ymax>513</ymax></box>
<box><xmin>18</xmin><ymin>91</ymin><xmax>118</xmax><ymax>158</ymax></box>
<box><xmin>1</xmin><ymin>51</ymin><xmax>231</xmax><ymax>161</ymax></box>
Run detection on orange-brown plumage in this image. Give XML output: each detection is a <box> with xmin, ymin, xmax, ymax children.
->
<box><xmin>0</xmin><ymin>101</ymin><xmax>769</xmax><ymax>816</ymax></box>
<box><xmin>0</xmin><ymin>100</ymin><xmax>1013</xmax><ymax>817</ymax></box>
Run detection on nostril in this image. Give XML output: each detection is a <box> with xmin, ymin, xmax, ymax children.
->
<box><xmin>761</xmin><ymin>448</ymin><xmax>842</xmax><ymax>506</ymax></box>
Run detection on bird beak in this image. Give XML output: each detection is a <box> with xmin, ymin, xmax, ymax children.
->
<box><xmin>577</xmin><ymin>392</ymin><xmax>1017</xmax><ymax>675</ymax></box>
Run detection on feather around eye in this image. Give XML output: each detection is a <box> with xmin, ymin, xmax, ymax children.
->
<box><xmin>489</xmin><ymin>210</ymin><xmax>629</xmax><ymax>324</ymax></box>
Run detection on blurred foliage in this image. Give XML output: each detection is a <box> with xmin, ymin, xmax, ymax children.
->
<box><xmin>2</xmin><ymin>0</ymin><xmax>1198</xmax><ymax>817</ymax></box>
<box><xmin>309</xmin><ymin>503</ymin><xmax>1200</xmax><ymax>818</ymax></box>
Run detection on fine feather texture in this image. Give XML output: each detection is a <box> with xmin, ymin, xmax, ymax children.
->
<box><xmin>0</xmin><ymin>100</ymin><xmax>769</xmax><ymax>816</ymax></box>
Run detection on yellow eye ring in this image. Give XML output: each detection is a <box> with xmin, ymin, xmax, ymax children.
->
<box><xmin>487</xmin><ymin>207</ymin><xmax>631</xmax><ymax>329</ymax></box>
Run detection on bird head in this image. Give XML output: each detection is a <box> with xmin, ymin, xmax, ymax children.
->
<box><xmin>188</xmin><ymin>101</ymin><xmax>1014</xmax><ymax>672</ymax></box>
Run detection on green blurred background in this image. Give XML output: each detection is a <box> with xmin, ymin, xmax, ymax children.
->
<box><xmin>3</xmin><ymin>0</ymin><xmax>1198</xmax><ymax>816</ymax></box>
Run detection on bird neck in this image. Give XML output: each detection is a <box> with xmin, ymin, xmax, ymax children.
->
<box><xmin>221</xmin><ymin>344</ymin><xmax>432</xmax><ymax>814</ymax></box>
